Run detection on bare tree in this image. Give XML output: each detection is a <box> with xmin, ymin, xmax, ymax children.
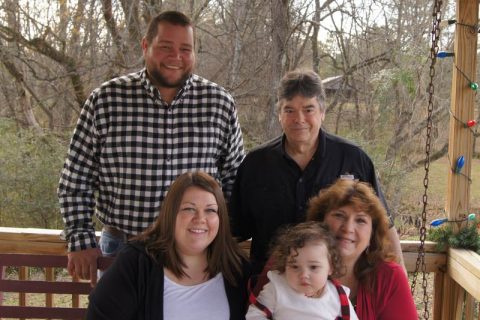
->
<box><xmin>266</xmin><ymin>0</ymin><xmax>289</xmax><ymax>138</ymax></box>
<box><xmin>0</xmin><ymin>0</ymin><xmax>43</xmax><ymax>132</ymax></box>
<box><xmin>0</xmin><ymin>0</ymin><xmax>463</xmax><ymax>206</ymax></box>
<box><xmin>226</xmin><ymin>0</ymin><xmax>249</xmax><ymax>89</ymax></box>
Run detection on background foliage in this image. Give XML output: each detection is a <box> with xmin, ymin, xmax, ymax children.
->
<box><xmin>0</xmin><ymin>119</ymin><xmax>66</xmax><ymax>228</ymax></box>
<box><xmin>0</xmin><ymin>0</ymin><xmax>478</xmax><ymax>230</ymax></box>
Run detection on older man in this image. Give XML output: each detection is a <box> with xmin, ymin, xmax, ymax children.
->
<box><xmin>229</xmin><ymin>69</ymin><xmax>403</xmax><ymax>274</ymax></box>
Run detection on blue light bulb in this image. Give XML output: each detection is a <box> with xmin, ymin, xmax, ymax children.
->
<box><xmin>437</xmin><ymin>51</ymin><xmax>454</xmax><ymax>58</ymax></box>
<box><xmin>455</xmin><ymin>156</ymin><xmax>465</xmax><ymax>174</ymax></box>
<box><xmin>430</xmin><ymin>218</ymin><xmax>448</xmax><ymax>227</ymax></box>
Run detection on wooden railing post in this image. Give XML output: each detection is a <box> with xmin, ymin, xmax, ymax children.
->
<box><xmin>442</xmin><ymin>0</ymin><xmax>478</xmax><ymax>318</ymax></box>
<box><xmin>0</xmin><ymin>266</ymin><xmax>4</xmax><ymax>305</ymax></box>
<box><xmin>19</xmin><ymin>266</ymin><xmax>27</xmax><ymax>320</ymax></box>
<box><xmin>432</xmin><ymin>271</ymin><xmax>444</xmax><ymax>320</ymax></box>
<box><xmin>72</xmin><ymin>276</ymin><xmax>80</xmax><ymax>309</ymax></box>
<box><xmin>464</xmin><ymin>293</ymin><xmax>475</xmax><ymax>320</ymax></box>
<box><xmin>46</xmin><ymin>267</ymin><xmax>54</xmax><ymax>308</ymax></box>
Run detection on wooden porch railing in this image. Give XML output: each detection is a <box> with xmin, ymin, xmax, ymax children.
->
<box><xmin>0</xmin><ymin>227</ymin><xmax>103</xmax><ymax>319</ymax></box>
<box><xmin>0</xmin><ymin>253</ymin><xmax>113</xmax><ymax>319</ymax></box>
<box><xmin>0</xmin><ymin>227</ymin><xmax>479</xmax><ymax>319</ymax></box>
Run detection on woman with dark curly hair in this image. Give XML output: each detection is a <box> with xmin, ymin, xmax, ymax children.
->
<box><xmin>246</xmin><ymin>221</ymin><xmax>358</xmax><ymax>320</ymax></box>
<box><xmin>306</xmin><ymin>178</ymin><xmax>417</xmax><ymax>320</ymax></box>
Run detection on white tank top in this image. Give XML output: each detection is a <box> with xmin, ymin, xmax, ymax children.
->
<box><xmin>163</xmin><ymin>272</ymin><xmax>230</xmax><ymax>320</ymax></box>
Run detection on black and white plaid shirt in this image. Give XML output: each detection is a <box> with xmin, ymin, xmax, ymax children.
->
<box><xmin>58</xmin><ymin>69</ymin><xmax>245</xmax><ymax>251</ymax></box>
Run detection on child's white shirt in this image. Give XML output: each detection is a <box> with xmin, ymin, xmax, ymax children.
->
<box><xmin>246</xmin><ymin>270</ymin><xmax>358</xmax><ymax>320</ymax></box>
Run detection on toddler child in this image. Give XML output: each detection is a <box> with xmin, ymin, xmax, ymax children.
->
<box><xmin>246</xmin><ymin>221</ymin><xmax>358</xmax><ymax>320</ymax></box>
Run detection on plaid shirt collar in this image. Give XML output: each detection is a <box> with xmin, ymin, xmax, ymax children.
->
<box><xmin>140</xmin><ymin>68</ymin><xmax>194</xmax><ymax>104</ymax></box>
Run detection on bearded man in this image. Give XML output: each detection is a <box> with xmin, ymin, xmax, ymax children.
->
<box><xmin>58</xmin><ymin>11</ymin><xmax>244</xmax><ymax>286</ymax></box>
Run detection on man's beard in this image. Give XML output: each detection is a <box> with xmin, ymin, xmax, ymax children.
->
<box><xmin>148</xmin><ymin>68</ymin><xmax>191</xmax><ymax>89</ymax></box>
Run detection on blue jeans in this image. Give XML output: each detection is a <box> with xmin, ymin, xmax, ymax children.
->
<box><xmin>98</xmin><ymin>229</ymin><xmax>127</xmax><ymax>278</ymax></box>
<box><xmin>99</xmin><ymin>229</ymin><xmax>127</xmax><ymax>257</ymax></box>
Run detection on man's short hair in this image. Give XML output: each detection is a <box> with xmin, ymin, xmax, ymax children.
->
<box><xmin>277</xmin><ymin>70</ymin><xmax>326</xmax><ymax>112</ymax></box>
<box><xmin>144</xmin><ymin>11</ymin><xmax>193</xmax><ymax>43</ymax></box>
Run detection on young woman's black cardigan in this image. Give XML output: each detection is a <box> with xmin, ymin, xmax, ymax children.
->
<box><xmin>87</xmin><ymin>242</ymin><xmax>251</xmax><ymax>320</ymax></box>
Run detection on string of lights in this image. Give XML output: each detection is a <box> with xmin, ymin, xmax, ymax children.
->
<box><xmin>430</xmin><ymin>213</ymin><xmax>476</xmax><ymax>227</ymax></box>
<box><xmin>439</xmin><ymin>18</ymin><xmax>479</xmax><ymax>33</ymax></box>
<box><xmin>425</xmin><ymin>18</ymin><xmax>480</xmax><ymax>271</ymax></box>
<box><xmin>435</xmin><ymin>19</ymin><xmax>479</xmax><ymax>188</ymax></box>
<box><xmin>444</xmin><ymin>106</ymin><xmax>478</xmax><ymax>134</ymax></box>
<box><xmin>436</xmin><ymin>50</ymin><xmax>479</xmax><ymax>91</ymax></box>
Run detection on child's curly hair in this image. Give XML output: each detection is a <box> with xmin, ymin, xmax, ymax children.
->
<box><xmin>270</xmin><ymin>221</ymin><xmax>344</xmax><ymax>279</ymax></box>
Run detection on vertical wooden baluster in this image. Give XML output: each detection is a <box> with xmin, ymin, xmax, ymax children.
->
<box><xmin>19</xmin><ymin>266</ymin><xmax>27</xmax><ymax>320</ymax></box>
<box><xmin>433</xmin><ymin>271</ymin><xmax>444</xmax><ymax>320</ymax></box>
<box><xmin>72</xmin><ymin>275</ymin><xmax>80</xmax><ymax>309</ymax></box>
<box><xmin>463</xmin><ymin>293</ymin><xmax>474</xmax><ymax>320</ymax></box>
<box><xmin>0</xmin><ymin>265</ymin><xmax>5</xmax><ymax>305</ymax></box>
<box><xmin>46</xmin><ymin>267</ymin><xmax>54</xmax><ymax>309</ymax></box>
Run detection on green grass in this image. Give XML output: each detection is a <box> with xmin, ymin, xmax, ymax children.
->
<box><xmin>403</xmin><ymin>156</ymin><xmax>480</xmax><ymax>211</ymax></box>
<box><xmin>394</xmin><ymin>156</ymin><xmax>480</xmax><ymax>239</ymax></box>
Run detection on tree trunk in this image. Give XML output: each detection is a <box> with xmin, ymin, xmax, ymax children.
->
<box><xmin>2</xmin><ymin>1</ymin><xmax>42</xmax><ymax>133</ymax></box>
<box><xmin>227</xmin><ymin>0</ymin><xmax>249</xmax><ymax>90</ymax></box>
<box><xmin>102</xmin><ymin>0</ymin><xmax>128</xmax><ymax>68</ymax></box>
<box><xmin>120</xmin><ymin>0</ymin><xmax>143</xmax><ymax>59</ymax></box>
<box><xmin>266</xmin><ymin>0</ymin><xmax>289</xmax><ymax>139</ymax></box>
<box><xmin>311</xmin><ymin>0</ymin><xmax>321</xmax><ymax>73</ymax></box>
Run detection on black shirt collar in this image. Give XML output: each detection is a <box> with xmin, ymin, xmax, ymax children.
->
<box><xmin>280</xmin><ymin>128</ymin><xmax>326</xmax><ymax>160</ymax></box>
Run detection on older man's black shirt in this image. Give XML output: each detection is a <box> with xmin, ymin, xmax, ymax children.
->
<box><xmin>229</xmin><ymin>129</ymin><xmax>390</xmax><ymax>274</ymax></box>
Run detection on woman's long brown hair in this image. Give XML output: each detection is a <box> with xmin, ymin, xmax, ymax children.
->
<box><xmin>136</xmin><ymin>171</ymin><xmax>247</xmax><ymax>286</ymax></box>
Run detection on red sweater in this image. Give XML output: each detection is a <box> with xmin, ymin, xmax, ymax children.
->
<box><xmin>356</xmin><ymin>261</ymin><xmax>417</xmax><ymax>320</ymax></box>
<box><xmin>253</xmin><ymin>259</ymin><xmax>418</xmax><ymax>320</ymax></box>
